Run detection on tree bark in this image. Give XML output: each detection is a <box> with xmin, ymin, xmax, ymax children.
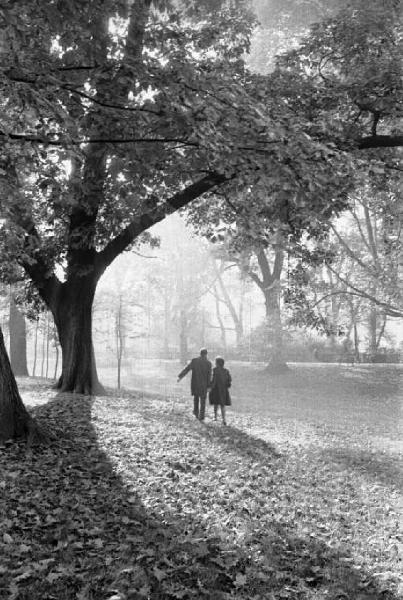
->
<box><xmin>9</xmin><ymin>294</ymin><xmax>29</xmax><ymax>376</ymax></box>
<box><xmin>0</xmin><ymin>326</ymin><xmax>35</xmax><ymax>443</ymax></box>
<box><xmin>52</xmin><ymin>277</ymin><xmax>105</xmax><ymax>395</ymax></box>
<box><xmin>53</xmin><ymin>335</ymin><xmax>59</xmax><ymax>380</ymax></box>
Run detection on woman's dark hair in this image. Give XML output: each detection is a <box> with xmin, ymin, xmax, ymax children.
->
<box><xmin>215</xmin><ymin>356</ymin><xmax>225</xmax><ymax>367</ymax></box>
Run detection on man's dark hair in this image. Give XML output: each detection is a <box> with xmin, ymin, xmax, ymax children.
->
<box><xmin>215</xmin><ymin>356</ymin><xmax>225</xmax><ymax>367</ymax></box>
<box><xmin>200</xmin><ymin>348</ymin><xmax>208</xmax><ymax>356</ymax></box>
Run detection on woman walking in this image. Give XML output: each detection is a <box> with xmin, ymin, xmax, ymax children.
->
<box><xmin>209</xmin><ymin>356</ymin><xmax>232</xmax><ymax>425</ymax></box>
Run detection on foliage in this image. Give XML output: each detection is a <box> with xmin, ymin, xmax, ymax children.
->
<box><xmin>284</xmin><ymin>181</ymin><xmax>403</xmax><ymax>343</ymax></box>
<box><xmin>271</xmin><ymin>0</ymin><xmax>402</xmax><ymax>152</ymax></box>
<box><xmin>0</xmin><ymin>0</ymin><xmax>261</xmax><ymax>282</ymax></box>
<box><xmin>0</xmin><ymin>371</ymin><xmax>401</xmax><ymax>598</ymax></box>
<box><xmin>1</xmin><ymin>0</ymin><xmax>400</xmax><ymax>287</ymax></box>
<box><xmin>249</xmin><ymin>0</ymin><xmax>345</xmax><ymax>73</ymax></box>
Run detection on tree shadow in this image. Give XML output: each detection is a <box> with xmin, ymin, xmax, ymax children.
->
<box><xmin>321</xmin><ymin>447</ymin><xmax>403</xmax><ymax>493</ymax></box>
<box><xmin>0</xmin><ymin>388</ymin><xmax>399</xmax><ymax>599</ymax></box>
<box><xmin>205</xmin><ymin>423</ymin><xmax>282</xmax><ymax>462</ymax></box>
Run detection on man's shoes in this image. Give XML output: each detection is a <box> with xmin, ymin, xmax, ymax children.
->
<box><xmin>222</xmin><ymin>420</ymin><xmax>227</xmax><ymax>426</ymax></box>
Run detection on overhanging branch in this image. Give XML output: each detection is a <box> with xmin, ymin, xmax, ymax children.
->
<box><xmin>0</xmin><ymin>131</ymin><xmax>198</xmax><ymax>147</ymax></box>
<box><xmin>96</xmin><ymin>171</ymin><xmax>230</xmax><ymax>270</ymax></box>
<box><xmin>357</xmin><ymin>135</ymin><xmax>403</xmax><ymax>149</ymax></box>
<box><xmin>326</xmin><ymin>265</ymin><xmax>403</xmax><ymax>317</ymax></box>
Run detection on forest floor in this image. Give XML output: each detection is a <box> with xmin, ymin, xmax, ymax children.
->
<box><xmin>0</xmin><ymin>364</ymin><xmax>402</xmax><ymax>600</ymax></box>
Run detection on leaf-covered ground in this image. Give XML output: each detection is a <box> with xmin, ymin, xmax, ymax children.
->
<box><xmin>0</xmin><ymin>365</ymin><xmax>402</xmax><ymax>599</ymax></box>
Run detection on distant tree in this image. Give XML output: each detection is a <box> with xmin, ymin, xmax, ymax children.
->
<box><xmin>94</xmin><ymin>256</ymin><xmax>148</xmax><ymax>387</ymax></box>
<box><xmin>9</xmin><ymin>291</ymin><xmax>29</xmax><ymax>377</ymax></box>
<box><xmin>211</xmin><ymin>234</ymin><xmax>289</xmax><ymax>371</ymax></box>
<box><xmin>210</xmin><ymin>256</ymin><xmax>246</xmax><ymax>348</ymax></box>
<box><xmin>285</xmin><ymin>181</ymin><xmax>403</xmax><ymax>352</ymax></box>
<box><xmin>328</xmin><ymin>187</ymin><xmax>402</xmax><ymax>352</ymax></box>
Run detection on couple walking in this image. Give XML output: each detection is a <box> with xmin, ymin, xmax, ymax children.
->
<box><xmin>177</xmin><ymin>348</ymin><xmax>232</xmax><ymax>424</ymax></box>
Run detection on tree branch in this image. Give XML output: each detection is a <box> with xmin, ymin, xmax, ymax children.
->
<box><xmin>312</xmin><ymin>291</ymin><xmax>402</xmax><ymax>318</ymax></box>
<box><xmin>326</xmin><ymin>265</ymin><xmax>403</xmax><ymax>317</ymax></box>
<box><xmin>357</xmin><ymin>135</ymin><xmax>403</xmax><ymax>149</ymax></box>
<box><xmin>329</xmin><ymin>222</ymin><xmax>377</xmax><ymax>275</ymax></box>
<box><xmin>0</xmin><ymin>131</ymin><xmax>197</xmax><ymax>147</ymax></box>
<box><xmin>96</xmin><ymin>172</ymin><xmax>230</xmax><ymax>271</ymax></box>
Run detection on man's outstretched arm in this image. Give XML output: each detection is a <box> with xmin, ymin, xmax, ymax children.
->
<box><xmin>178</xmin><ymin>361</ymin><xmax>193</xmax><ymax>381</ymax></box>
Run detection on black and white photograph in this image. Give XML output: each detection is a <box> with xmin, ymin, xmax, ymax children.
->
<box><xmin>0</xmin><ymin>0</ymin><xmax>402</xmax><ymax>598</ymax></box>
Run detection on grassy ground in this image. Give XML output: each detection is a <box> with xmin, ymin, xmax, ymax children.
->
<box><xmin>0</xmin><ymin>363</ymin><xmax>402</xmax><ymax>599</ymax></box>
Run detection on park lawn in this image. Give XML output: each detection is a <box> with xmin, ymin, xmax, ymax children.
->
<box><xmin>0</xmin><ymin>367</ymin><xmax>402</xmax><ymax>600</ymax></box>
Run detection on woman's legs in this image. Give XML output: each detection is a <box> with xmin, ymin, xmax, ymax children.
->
<box><xmin>221</xmin><ymin>405</ymin><xmax>226</xmax><ymax>425</ymax></box>
<box><xmin>214</xmin><ymin>405</ymin><xmax>218</xmax><ymax>420</ymax></box>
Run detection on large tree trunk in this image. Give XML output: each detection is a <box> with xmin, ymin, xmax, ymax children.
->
<box><xmin>0</xmin><ymin>326</ymin><xmax>35</xmax><ymax>443</ymax></box>
<box><xmin>9</xmin><ymin>294</ymin><xmax>29</xmax><ymax>376</ymax></box>
<box><xmin>52</xmin><ymin>277</ymin><xmax>105</xmax><ymax>395</ymax></box>
<box><xmin>265</xmin><ymin>287</ymin><xmax>289</xmax><ymax>373</ymax></box>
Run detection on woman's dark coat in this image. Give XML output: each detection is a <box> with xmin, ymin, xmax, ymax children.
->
<box><xmin>209</xmin><ymin>366</ymin><xmax>232</xmax><ymax>406</ymax></box>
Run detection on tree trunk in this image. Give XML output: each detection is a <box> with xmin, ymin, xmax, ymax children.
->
<box><xmin>214</xmin><ymin>262</ymin><xmax>244</xmax><ymax>347</ymax></box>
<box><xmin>9</xmin><ymin>294</ymin><xmax>29</xmax><ymax>376</ymax></box>
<box><xmin>179</xmin><ymin>309</ymin><xmax>188</xmax><ymax>364</ymax></box>
<box><xmin>41</xmin><ymin>313</ymin><xmax>46</xmax><ymax>377</ymax></box>
<box><xmin>32</xmin><ymin>319</ymin><xmax>39</xmax><ymax>376</ymax></box>
<box><xmin>54</xmin><ymin>337</ymin><xmax>59</xmax><ymax>380</ymax></box>
<box><xmin>265</xmin><ymin>287</ymin><xmax>289</xmax><ymax>373</ymax></box>
<box><xmin>353</xmin><ymin>322</ymin><xmax>359</xmax><ymax>360</ymax></box>
<box><xmin>45</xmin><ymin>313</ymin><xmax>50</xmax><ymax>379</ymax></box>
<box><xmin>368</xmin><ymin>303</ymin><xmax>378</xmax><ymax>354</ymax></box>
<box><xmin>115</xmin><ymin>297</ymin><xmax>124</xmax><ymax>390</ymax></box>
<box><xmin>163</xmin><ymin>292</ymin><xmax>170</xmax><ymax>358</ymax></box>
<box><xmin>0</xmin><ymin>326</ymin><xmax>35</xmax><ymax>443</ymax></box>
<box><xmin>213</xmin><ymin>285</ymin><xmax>227</xmax><ymax>351</ymax></box>
<box><xmin>52</xmin><ymin>278</ymin><xmax>105</xmax><ymax>395</ymax></box>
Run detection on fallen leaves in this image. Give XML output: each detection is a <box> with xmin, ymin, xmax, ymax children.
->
<box><xmin>0</xmin><ymin>375</ymin><xmax>401</xmax><ymax>600</ymax></box>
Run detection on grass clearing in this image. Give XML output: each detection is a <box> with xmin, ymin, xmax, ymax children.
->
<box><xmin>0</xmin><ymin>365</ymin><xmax>402</xmax><ymax>599</ymax></box>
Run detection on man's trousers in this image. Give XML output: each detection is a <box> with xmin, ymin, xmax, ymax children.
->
<box><xmin>193</xmin><ymin>395</ymin><xmax>206</xmax><ymax>420</ymax></box>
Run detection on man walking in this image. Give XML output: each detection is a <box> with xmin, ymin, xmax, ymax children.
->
<box><xmin>177</xmin><ymin>348</ymin><xmax>212</xmax><ymax>421</ymax></box>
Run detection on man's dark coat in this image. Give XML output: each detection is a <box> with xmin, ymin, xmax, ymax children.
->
<box><xmin>178</xmin><ymin>356</ymin><xmax>212</xmax><ymax>397</ymax></box>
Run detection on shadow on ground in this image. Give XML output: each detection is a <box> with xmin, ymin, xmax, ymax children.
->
<box><xmin>321</xmin><ymin>447</ymin><xmax>403</xmax><ymax>493</ymax></box>
<box><xmin>0</xmin><ymin>388</ymin><xmax>399</xmax><ymax>599</ymax></box>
